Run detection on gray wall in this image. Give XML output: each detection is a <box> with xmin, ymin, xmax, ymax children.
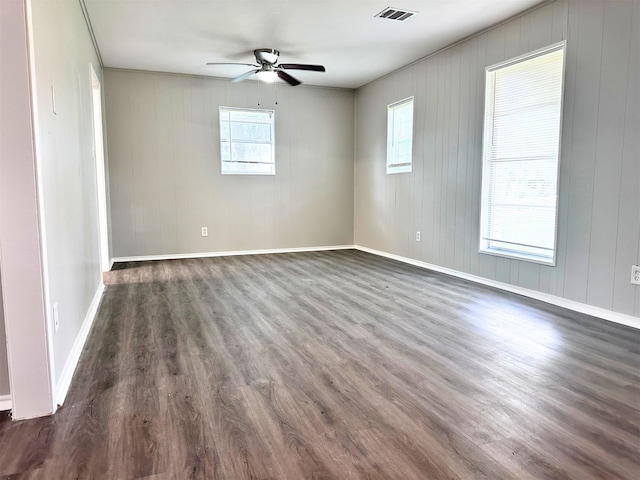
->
<box><xmin>0</xmin><ymin>0</ymin><xmax>53</xmax><ymax>418</ymax></box>
<box><xmin>0</xmin><ymin>273</ymin><xmax>9</xmax><ymax>397</ymax></box>
<box><xmin>104</xmin><ymin>70</ymin><xmax>355</xmax><ymax>258</ymax></box>
<box><xmin>354</xmin><ymin>0</ymin><xmax>640</xmax><ymax>317</ymax></box>
<box><xmin>30</xmin><ymin>0</ymin><xmax>106</xmax><ymax>385</ymax></box>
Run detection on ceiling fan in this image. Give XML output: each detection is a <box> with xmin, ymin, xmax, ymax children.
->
<box><xmin>206</xmin><ymin>48</ymin><xmax>325</xmax><ymax>86</ymax></box>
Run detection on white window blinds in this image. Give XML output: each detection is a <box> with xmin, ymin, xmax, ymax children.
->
<box><xmin>480</xmin><ymin>43</ymin><xmax>565</xmax><ymax>265</ymax></box>
<box><xmin>220</xmin><ymin>107</ymin><xmax>275</xmax><ymax>175</ymax></box>
<box><xmin>387</xmin><ymin>98</ymin><xmax>414</xmax><ymax>174</ymax></box>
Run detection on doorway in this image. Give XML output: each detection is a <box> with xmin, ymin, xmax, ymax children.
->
<box><xmin>90</xmin><ymin>65</ymin><xmax>110</xmax><ymax>272</ymax></box>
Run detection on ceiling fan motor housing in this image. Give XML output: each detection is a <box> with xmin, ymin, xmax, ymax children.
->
<box><xmin>255</xmin><ymin>48</ymin><xmax>280</xmax><ymax>65</ymax></box>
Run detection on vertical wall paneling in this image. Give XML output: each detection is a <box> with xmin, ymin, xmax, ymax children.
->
<box><xmin>471</xmin><ymin>33</ymin><xmax>487</xmax><ymax>278</ymax></box>
<box><xmin>616</xmin><ymin>1</ymin><xmax>640</xmax><ymax>317</ymax></box>
<box><xmin>412</xmin><ymin>62</ymin><xmax>427</xmax><ymax>261</ymax></box>
<box><xmin>354</xmin><ymin>0</ymin><xmax>640</xmax><ymax>318</ymax></box>
<box><xmin>551</xmin><ymin>0</ymin><xmax>569</xmax><ymax>43</ymax></box>
<box><xmin>520</xmin><ymin>9</ymin><xmax>531</xmax><ymax>52</ymax></box>
<box><xmin>422</xmin><ymin>57</ymin><xmax>438</xmax><ymax>265</ymax></box>
<box><xmin>553</xmin><ymin>0</ymin><xmax>579</xmax><ymax>299</ymax></box>
<box><xmin>562</xmin><ymin>0</ymin><xmax>605</xmax><ymax>304</ymax></box>
<box><xmin>586</xmin><ymin>0</ymin><xmax>633</xmax><ymax>310</ymax></box>
<box><xmin>446</xmin><ymin>47</ymin><xmax>460</xmax><ymax>269</ymax></box>
<box><xmin>536</xmin><ymin>0</ymin><xmax>558</xmax><ymax>299</ymax></box>
<box><xmin>441</xmin><ymin>50</ymin><xmax>452</xmax><ymax>267</ymax></box>
<box><xmin>462</xmin><ymin>39</ymin><xmax>478</xmax><ymax>275</ymax></box>
<box><xmin>454</xmin><ymin>43</ymin><xmax>471</xmax><ymax>273</ymax></box>
<box><xmin>529</xmin><ymin>1</ymin><xmax>554</xmax><ymax>50</ymax></box>
<box><xmin>433</xmin><ymin>54</ymin><xmax>445</xmax><ymax>264</ymax></box>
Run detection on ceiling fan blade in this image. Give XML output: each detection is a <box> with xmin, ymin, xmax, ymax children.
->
<box><xmin>278</xmin><ymin>64</ymin><xmax>326</xmax><ymax>72</ymax></box>
<box><xmin>206</xmin><ymin>62</ymin><xmax>259</xmax><ymax>67</ymax></box>
<box><xmin>231</xmin><ymin>69</ymin><xmax>259</xmax><ymax>83</ymax></box>
<box><xmin>277</xmin><ymin>70</ymin><xmax>301</xmax><ymax>86</ymax></box>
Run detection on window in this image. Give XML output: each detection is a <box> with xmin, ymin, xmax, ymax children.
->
<box><xmin>219</xmin><ymin>106</ymin><xmax>275</xmax><ymax>175</ymax></box>
<box><xmin>387</xmin><ymin>97</ymin><xmax>413</xmax><ymax>174</ymax></box>
<box><xmin>480</xmin><ymin>43</ymin><xmax>565</xmax><ymax>265</ymax></box>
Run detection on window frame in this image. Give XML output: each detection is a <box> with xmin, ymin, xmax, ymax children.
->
<box><xmin>219</xmin><ymin>106</ymin><xmax>276</xmax><ymax>176</ymax></box>
<box><xmin>386</xmin><ymin>97</ymin><xmax>414</xmax><ymax>175</ymax></box>
<box><xmin>479</xmin><ymin>41</ymin><xmax>567</xmax><ymax>266</ymax></box>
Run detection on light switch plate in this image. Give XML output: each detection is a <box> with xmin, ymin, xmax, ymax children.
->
<box><xmin>51</xmin><ymin>86</ymin><xmax>57</xmax><ymax>115</ymax></box>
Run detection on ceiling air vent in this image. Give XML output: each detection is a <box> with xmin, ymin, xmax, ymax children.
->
<box><xmin>375</xmin><ymin>7</ymin><xmax>418</xmax><ymax>22</ymax></box>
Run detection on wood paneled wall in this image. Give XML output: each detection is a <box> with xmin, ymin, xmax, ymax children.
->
<box><xmin>104</xmin><ymin>70</ymin><xmax>355</xmax><ymax>258</ymax></box>
<box><xmin>354</xmin><ymin>0</ymin><xmax>639</xmax><ymax>317</ymax></box>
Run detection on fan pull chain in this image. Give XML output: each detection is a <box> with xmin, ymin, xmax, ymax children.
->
<box><xmin>257</xmin><ymin>78</ymin><xmax>261</xmax><ymax>106</ymax></box>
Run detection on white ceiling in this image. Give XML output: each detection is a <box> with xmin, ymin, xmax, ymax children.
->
<box><xmin>84</xmin><ymin>0</ymin><xmax>545</xmax><ymax>89</ymax></box>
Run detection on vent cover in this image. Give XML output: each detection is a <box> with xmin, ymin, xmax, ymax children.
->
<box><xmin>375</xmin><ymin>7</ymin><xmax>418</xmax><ymax>22</ymax></box>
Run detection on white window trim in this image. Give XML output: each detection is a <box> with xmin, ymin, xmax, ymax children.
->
<box><xmin>479</xmin><ymin>41</ymin><xmax>567</xmax><ymax>266</ymax></box>
<box><xmin>386</xmin><ymin>96</ymin><xmax>414</xmax><ymax>175</ymax></box>
<box><xmin>219</xmin><ymin>106</ymin><xmax>276</xmax><ymax>176</ymax></box>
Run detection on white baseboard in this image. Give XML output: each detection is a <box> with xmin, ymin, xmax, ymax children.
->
<box><xmin>113</xmin><ymin>245</ymin><xmax>354</xmax><ymax>263</ymax></box>
<box><xmin>0</xmin><ymin>394</ymin><xmax>11</xmax><ymax>411</ymax></box>
<box><xmin>55</xmin><ymin>282</ymin><xmax>105</xmax><ymax>406</ymax></box>
<box><xmin>355</xmin><ymin>245</ymin><xmax>640</xmax><ymax>330</ymax></box>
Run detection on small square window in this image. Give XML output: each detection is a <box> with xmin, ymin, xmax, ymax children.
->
<box><xmin>219</xmin><ymin>107</ymin><xmax>275</xmax><ymax>175</ymax></box>
<box><xmin>387</xmin><ymin>97</ymin><xmax>414</xmax><ymax>174</ymax></box>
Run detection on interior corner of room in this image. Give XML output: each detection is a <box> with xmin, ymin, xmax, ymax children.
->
<box><xmin>0</xmin><ymin>0</ymin><xmax>638</xmax><ymax>445</ymax></box>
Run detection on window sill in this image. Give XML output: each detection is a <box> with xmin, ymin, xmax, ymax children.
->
<box><xmin>479</xmin><ymin>247</ymin><xmax>555</xmax><ymax>266</ymax></box>
<box><xmin>386</xmin><ymin>168</ymin><xmax>412</xmax><ymax>175</ymax></box>
<box><xmin>221</xmin><ymin>171</ymin><xmax>275</xmax><ymax>176</ymax></box>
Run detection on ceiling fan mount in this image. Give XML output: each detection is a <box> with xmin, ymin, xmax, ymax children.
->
<box><xmin>254</xmin><ymin>48</ymin><xmax>280</xmax><ymax>65</ymax></box>
<box><xmin>206</xmin><ymin>48</ymin><xmax>325</xmax><ymax>86</ymax></box>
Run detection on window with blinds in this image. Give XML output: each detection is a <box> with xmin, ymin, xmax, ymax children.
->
<box><xmin>480</xmin><ymin>43</ymin><xmax>566</xmax><ymax>265</ymax></box>
<box><xmin>220</xmin><ymin>107</ymin><xmax>275</xmax><ymax>175</ymax></box>
<box><xmin>387</xmin><ymin>97</ymin><xmax>414</xmax><ymax>174</ymax></box>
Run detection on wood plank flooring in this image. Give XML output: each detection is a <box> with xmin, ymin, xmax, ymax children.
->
<box><xmin>0</xmin><ymin>249</ymin><xmax>638</xmax><ymax>479</ymax></box>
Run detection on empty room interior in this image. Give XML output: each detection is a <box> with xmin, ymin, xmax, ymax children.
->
<box><xmin>1</xmin><ymin>0</ymin><xmax>639</xmax><ymax>478</ymax></box>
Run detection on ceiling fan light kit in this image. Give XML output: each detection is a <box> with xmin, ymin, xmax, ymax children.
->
<box><xmin>256</xmin><ymin>69</ymin><xmax>278</xmax><ymax>83</ymax></box>
<box><xmin>206</xmin><ymin>48</ymin><xmax>325</xmax><ymax>86</ymax></box>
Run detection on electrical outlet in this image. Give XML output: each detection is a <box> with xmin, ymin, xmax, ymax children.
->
<box><xmin>416</xmin><ymin>231</ymin><xmax>421</xmax><ymax>242</ymax></box>
<box><xmin>632</xmin><ymin>265</ymin><xmax>640</xmax><ymax>285</ymax></box>
<box><xmin>201</xmin><ymin>226</ymin><xmax>208</xmax><ymax>237</ymax></box>
<box><xmin>53</xmin><ymin>302</ymin><xmax>59</xmax><ymax>333</ymax></box>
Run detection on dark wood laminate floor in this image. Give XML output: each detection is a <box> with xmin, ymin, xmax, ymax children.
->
<box><xmin>1</xmin><ymin>250</ymin><xmax>639</xmax><ymax>479</ymax></box>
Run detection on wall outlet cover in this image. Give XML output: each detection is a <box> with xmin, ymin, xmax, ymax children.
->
<box><xmin>201</xmin><ymin>227</ymin><xmax>208</xmax><ymax>237</ymax></box>
<box><xmin>632</xmin><ymin>265</ymin><xmax>640</xmax><ymax>285</ymax></box>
